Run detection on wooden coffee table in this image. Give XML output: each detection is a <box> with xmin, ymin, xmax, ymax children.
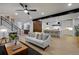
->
<box><xmin>5</xmin><ymin>41</ymin><xmax>28</xmax><ymax>55</ymax></box>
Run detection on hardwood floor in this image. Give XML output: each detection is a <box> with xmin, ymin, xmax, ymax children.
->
<box><xmin>45</xmin><ymin>36</ymin><xmax>79</xmax><ymax>55</ymax></box>
<box><xmin>20</xmin><ymin>35</ymin><xmax>79</xmax><ymax>55</ymax></box>
<box><xmin>1</xmin><ymin>35</ymin><xmax>79</xmax><ymax>55</ymax></box>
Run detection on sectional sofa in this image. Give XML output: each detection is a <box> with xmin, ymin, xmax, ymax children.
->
<box><xmin>25</xmin><ymin>32</ymin><xmax>51</xmax><ymax>49</ymax></box>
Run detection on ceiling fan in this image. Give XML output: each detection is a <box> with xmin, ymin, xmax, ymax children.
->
<box><xmin>16</xmin><ymin>3</ymin><xmax>37</xmax><ymax>15</ymax></box>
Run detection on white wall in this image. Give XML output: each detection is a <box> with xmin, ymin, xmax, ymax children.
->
<box><xmin>42</xmin><ymin>17</ymin><xmax>60</xmax><ymax>32</ymax></box>
<box><xmin>74</xmin><ymin>18</ymin><xmax>79</xmax><ymax>26</ymax></box>
<box><xmin>29</xmin><ymin>21</ymin><xmax>33</xmax><ymax>32</ymax></box>
<box><xmin>41</xmin><ymin>12</ymin><xmax>79</xmax><ymax>36</ymax></box>
<box><xmin>14</xmin><ymin>19</ymin><xmax>33</xmax><ymax>32</ymax></box>
<box><xmin>14</xmin><ymin>12</ymin><xmax>79</xmax><ymax>36</ymax></box>
<box><xmin>0</xmin><ymin>26</ymin><xmax>11</xmax><ymax>38</ymax></box>
<box><xmin>28</xmin><ymin>12</ymin><xmax>79</xmax><ymax>35</ymax></box>
<box><xmin>61</xmin><ymin>19</ymin><xmax>73</xmax><ymax>36</ymax></box>
<box><xmin>23</xmin><ymin>21</ymin><xmax>33</xmax><ymax>32</ymax></box>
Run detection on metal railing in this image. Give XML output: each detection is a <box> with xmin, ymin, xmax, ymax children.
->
<box><xmin>0</xmin><ymin>16</ymin><xmax>21</xmax><ymax>35</ymax></box>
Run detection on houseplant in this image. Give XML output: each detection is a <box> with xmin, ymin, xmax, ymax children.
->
<box><xmin>9</xmin><ymin>33</ymin><xmax>18</xmax><ymax>45</ymax></box>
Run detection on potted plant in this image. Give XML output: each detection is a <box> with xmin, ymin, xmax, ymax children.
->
<box><xmin>9</xmin><ymin>32</ymin><xmax>18</xmax><ymax>45</ymax></box>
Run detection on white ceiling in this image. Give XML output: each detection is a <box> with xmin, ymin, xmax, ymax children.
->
<box><xmin>0</xmin><ymin>3</ymin><xmax>79</xmax><ymax>22</ymax></box>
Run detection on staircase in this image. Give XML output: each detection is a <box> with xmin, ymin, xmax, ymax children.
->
<box><xmin>0</xmin><ymin>16</ymin><xmax>21</xmax><ymax>36</ymax></box>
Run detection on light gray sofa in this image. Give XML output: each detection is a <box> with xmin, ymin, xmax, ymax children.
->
<box><xmin>25</xmin><ymin>32</ymin><xmax>51</xmax><ymax>49</ymax></box>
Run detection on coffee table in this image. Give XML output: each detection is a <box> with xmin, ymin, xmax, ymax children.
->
<box><xmin>5</xmin><ymin>41</ymin><xmax>28</xmax><ymax>55</ymax></box>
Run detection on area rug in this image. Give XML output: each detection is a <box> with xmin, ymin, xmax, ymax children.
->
<box><xmin>0</xmin><ymin>45</ymin><xmax>6</xmax><ymax>55</ymax></box>
<box><xmin>0</xmin><ymin>45</ymin><xmax>42</xmax><ymax>55</ymax></box>
<box><xmin>27</xmin><ymin>47</ymin><xmax>42</xmax><ymax>55</ymax></box>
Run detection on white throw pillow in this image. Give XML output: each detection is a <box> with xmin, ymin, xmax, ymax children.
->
<box><xmin>38</xmin><ymin>33</ymin><xmax>43</xmax><ymax>40</ymax></box>
<box><xmin>34</xmin><ymin>32</ymin><xmax>40</xmax><ymax>39</ymax></box>
<box><xmin>42</xmin><ymin>34</ymin><xmax>49</xmax><ymax>40</ymax></box>
<box><xmin>28</xmin><ymin>32</ymin><xmax>35</xmax><ymax>37</ymax></box>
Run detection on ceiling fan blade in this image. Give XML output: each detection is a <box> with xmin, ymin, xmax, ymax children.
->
<box><xmin>28</xmin><ymin>9</ymin><xmax>37</xmax><ymax>11</ymax></box>
<box><xmin>19</xmin><ymin>3</ymin><xmax>24</xmax><ymax>8</ymax></box>
<box><xmin>16</xmin><ymin>10</ymin><xmax>24</xmax><ymax>11</ymax></box>
<box><xmin>27</xmin><ymin>12</ymin><xmax>30</xmax><ymax>15</ymax></box>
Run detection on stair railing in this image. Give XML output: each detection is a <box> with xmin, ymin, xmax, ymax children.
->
<box><xmin>0</xmin><ymin>16</ymin><xmax>21</xmax><ymax>35</ymax></box>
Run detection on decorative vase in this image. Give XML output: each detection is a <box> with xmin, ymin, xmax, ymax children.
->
<box><xmin>11</xmin><ymin>40</ymin><xmax>17</xmax><ymax>45</ymax></box>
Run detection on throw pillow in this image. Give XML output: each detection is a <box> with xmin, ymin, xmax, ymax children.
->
<box><xmin>38</xmin><ymin>33</ymin><xmax>42</xmax><ymax>40</ymax></box>
<box><xmin>42</xmin><ymin>34</ymin><xmax>49</xmax><ymax>40</ymax></box>
<box><xmin>36</xmin><ymin>33</ymin><xmax>39</xmax><ymax>39</ymax></box>
<box><xmin>28</xmin><ymin>32</ymin><xmax>35</xmax><ymax>37</ymax></box>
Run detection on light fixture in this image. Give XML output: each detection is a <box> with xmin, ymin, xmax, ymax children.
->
<box><xmin>68</xmin><ymin>3</ymin><xmax>72</xmax><ymax>6</ymax></box>
<box><xmin>24</xmin><ymin>10</ymin><xmax>28</xmax><ymax>13</ymax></box>
<box><xmin>46</xmin><ymin>22</ymin><xmax>48</xmax><ymax>25</ymax></box>
<box><xmin>15</xmin><ymin>12</ymin><xmax>18</xmax><ymax>15</ymax></box>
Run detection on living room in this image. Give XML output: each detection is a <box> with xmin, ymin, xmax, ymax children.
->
<box><xmin>0</xmin><ymin>3</ymin><xmax>79</xmax><ymax>55</ymax></box>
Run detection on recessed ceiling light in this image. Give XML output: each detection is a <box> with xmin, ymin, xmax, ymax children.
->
<box><xmin>41</xmin><ymin>12</ymin><xmax>44</xmax><ymax>15</ymax></box>
<box><xmin>15</xmin><ymin>13</ymin><xmax>18</xmax><ymax>15</ymax></box>
<box><xmin>24</xmin><ymin>10</ymin><xmax>28</xmax><ymax>13</ymax></box>
<box><xmin>68</xmin><ymin>3</ymin><xmax>72</xmax><ymax>6</ymax></box>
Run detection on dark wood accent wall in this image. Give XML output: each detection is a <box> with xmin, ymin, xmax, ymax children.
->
<box><xmin>33</xmin><ymin>21</ymin><xmax>42</xmax><ymax>32</ymax></box>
